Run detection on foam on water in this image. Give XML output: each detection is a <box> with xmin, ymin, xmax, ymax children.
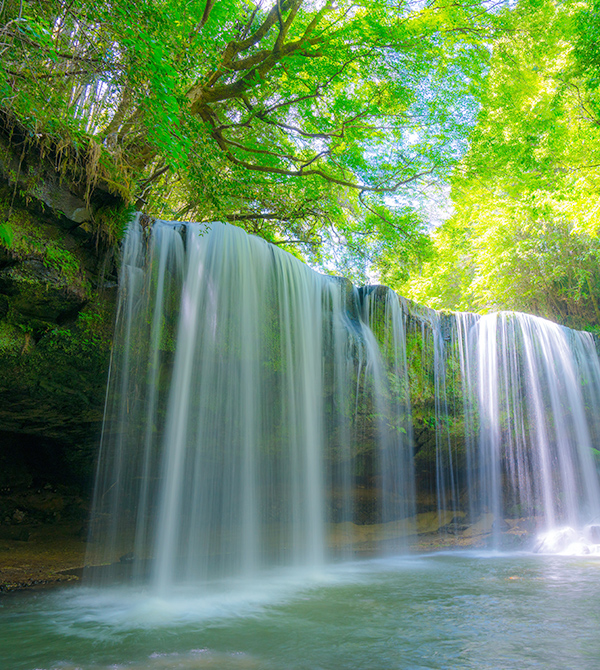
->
<box><xmin>5</xmin><ymin>554</ymin><xmax>600</xmax><ymax>670</ymax></box>
<box><xmin>51</xmin><ymin>561</ymin><xmax>397</xmax><ymax>635</ymax></box>
<box><xmin>534</xmin><ymin>526</ymin><xmax>600</xmax><ymax>556</ymax></box>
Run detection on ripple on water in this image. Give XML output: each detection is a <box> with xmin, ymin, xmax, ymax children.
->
<box><xmin>2</xmin><ymin>554</ymin><xmax>600</xmax><ymax>670</ymax></box>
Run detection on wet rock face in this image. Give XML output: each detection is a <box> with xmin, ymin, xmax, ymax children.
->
<box><xmin>0</xmin><ymin>260</ymin><xmax>86</xmax><ymax>323</ymax></box>
<box><xmin>0</xmin><ymin>144</ymin><xmax>121</xmax><ymax>493</ymax></box>
<box><xmin>0</xmin><ymin>237</ymin><xmax>115</xmax><ymax>473</ymax></box>
<box><xmin>0</xmin><ymin>156</ymin><xmax>472</xmax><ymax>533</ymax></box>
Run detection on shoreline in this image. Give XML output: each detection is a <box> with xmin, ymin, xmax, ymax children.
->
<box><xmin>0</xmin><ymin>523</ymin><xmax>86</xmax><ymax>593</ymax></box>
<box><xmin>0</xmin><ymin>525</ymin><xmax>496</xmax><ymax>594</ymax></box>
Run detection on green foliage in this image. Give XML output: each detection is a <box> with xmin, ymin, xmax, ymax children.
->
<box><xmin>45</xmin><ymin>302</ymin><xmax>112</xmax><ymax>359</ymax></box>
<box><xmin>0</xmin><ymin>0</ymin><xmax>500</xmax><ymax>277</ymax></box>
<box><xmin>0</xmin><ymin>189</ymin><xmax>91</xmax><ymax>297</ymax></box>
<box><xmin>0</xmin><ymin>222</ymin><xmax>13</xmax><ymax>247</ymax></box>
<box><xmin>574</xmin><ymin>0</ymin><xmax>600</xmax><ymax>119</ymax></box>
<box><xmin>401</xmin><ymin>0</ymin><xmax>600</xmax><ymax>331</ymax></box>
<box><xmin>92</xmin><ymin>203</ymin><xmax>137</xmax><ymax>244</ymax></box>
<box><xmin>43</xmin><ymin>243</ymin><xmax>86</xmax><ymax>287</ymax></box>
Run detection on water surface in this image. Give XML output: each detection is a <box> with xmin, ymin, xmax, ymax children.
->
<box><xmin>2</xmin><ymin>552</ymin><xmax>600</xmax><ymax>669</ymax></box>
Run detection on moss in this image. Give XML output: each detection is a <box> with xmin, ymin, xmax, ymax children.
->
<box><xmin>42</xmin><ymin>298</ymin><xmax>114</xmax><ymax>362</ymax></box>
<box><xmin>0</xmin><ymin>321</ymin><xmax>27</xmax><ymax>354</ymax></box>
<box><xmin>0</xmin><ymin>177</ymin><xmax>118</xmax><ymax>487</ymax></box>
<box><xmin>0</xmin><ymin>189</ymin><xmax>91</xmax><ymax>294</ymax></box>
<box><xmin>42</xmin><ymin>243</ymin><xmax>88</xmax><ymax>290</ymax></box>
<box><xmin>0</xmin><ymin>185</ymin><xmax>105</xmax><ymax>371</ymax></box>
<box><xmin>89</xmin><ymin>202</ymin><xmax>136</xmax><ymax>245</ymax></box>
<box><xmin>0</xmin><ymin>307</ymin><xmax>112</xmax><ymax>486</ymax></box>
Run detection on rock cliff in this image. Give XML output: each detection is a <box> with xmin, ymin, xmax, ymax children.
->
<box><xmin>0</xmin><ymin>124</ymin><xmax>125</xmax><ymax>528</ymax></box>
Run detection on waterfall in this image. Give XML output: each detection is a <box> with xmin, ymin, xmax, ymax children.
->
<box><xmin>471</xmin><ymin>313</ymin><xmax>600</xmax><ymax>544</ymax></box>
<box><xmin>422</xmin><ymin>310</ymin><xmax>600</xmax><ymax>547</ymax></box>
<box><xmin>87</xmin><ymin>219</ymin><xmax>414</xmax><ymax>588</ymax></box>
<box><xmin>88</xmin><ymin>219</ymin><xmax>600</xmax><ymax>583</ymax></box>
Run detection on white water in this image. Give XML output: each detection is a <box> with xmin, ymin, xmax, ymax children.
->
<box><xmin>471</xmin><ymin>314</ymin><xmax>600</xmax><ymax>543</ymax></box>
<box><xmin>88</xmin><ymin>220</ymin><xmax>600</xmax><ymax>590</ymax></box>
<box><xmin>88</xmin><ymin>220</ymin><xmax>414</xmax><ymax>588</ymax></box>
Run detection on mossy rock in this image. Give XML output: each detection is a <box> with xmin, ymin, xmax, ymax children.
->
<box><xmin>0</xmin><ymin>260</ymin><xmax>86</xmax><ymax>323</ymax></box>
<box><xmin>0</xmin><ymin>161</ymin><xmax>121</xmax><ymax>492</ymax></box>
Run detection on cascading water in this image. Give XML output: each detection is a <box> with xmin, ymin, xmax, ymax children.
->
<box><xmin>360</xmin><ymin>286</ymin><xmax>416</xmax><ymax>545</ymax></box>
<box><xmin>87</xmin><ymin>218</ymin><xmax>414</xmax><ymax>588</ymax></box>
<box><xmin>88</xmin><ymin>218</ymin><xmax>600</xmax><ymax>587</ymax></box>
<box><xmin>424</xmin><ymin>310</ymin><xmax>600</xmax><ymax>550</ymax></box>
<box><xmin>469</xmin><ymin>313</ymin><xmax>600</xmax><ymax>549</ymax></box>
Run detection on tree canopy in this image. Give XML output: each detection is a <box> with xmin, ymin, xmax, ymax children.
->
<box><xmin>0</xmin><ymin>0</ymin><xmax>498</xmax><ymax>280</ymax></box>
<box><xmin>3</xmin><ymin>0</ymin><xmax>599</xmax><ymax>327</ymax></box>
<box><xmin>400</xmin><ymin>0</ymin><xmax>600</xmax><ymax>330</ymax></box>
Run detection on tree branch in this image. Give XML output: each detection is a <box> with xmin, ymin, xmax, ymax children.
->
<box><xmin>220</xmin><ymin>136</ymin><xmax>435</xmax><ymax>193</ymax></box>
<box><xmin>189</xmin><ymin>35</ymin><xmax>323</xmax><ymax>108</ymax></box>
<box><xmin>220</xmin><ymin>136</ymin><xmax>305</xmax><ymax>163</ymax></box>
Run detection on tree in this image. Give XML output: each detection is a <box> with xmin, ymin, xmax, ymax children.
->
<box><xmin>0</xmin><ymin>0</ymin><xmax>498</xmax><ymax>279</ymax></box>
<box><xmin>400</xmin><ymin>0</ymin><xmax>600</xmax><ymax>330</ymax></box>
<box><xmin>575</xmin><ymin>0</ymin><xmax>600</xmax><ymax>125</ymax></box>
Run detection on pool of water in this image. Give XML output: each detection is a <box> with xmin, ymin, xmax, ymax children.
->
<box><xmin>2</xmin><ymin>552</ymin><xmax>600</xmax><ymax>670</ymax></box>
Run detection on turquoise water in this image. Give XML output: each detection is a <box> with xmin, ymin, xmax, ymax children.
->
<box><xmin>2</xmin><ymin>552</ymin><xmax>600</xmax><ymax>670</ymax></box>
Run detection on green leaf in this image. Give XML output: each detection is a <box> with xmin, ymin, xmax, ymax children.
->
<box><xmin>0</xmin><ymin>223</ymin><xmax>14</xmax><ymax>248</ymax></box>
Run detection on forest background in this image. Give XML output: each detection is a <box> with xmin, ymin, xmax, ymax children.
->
<box><xmin>1</xmin><ymin>0</ymin><xmax>599</xmax><ymax>330</ymax></box>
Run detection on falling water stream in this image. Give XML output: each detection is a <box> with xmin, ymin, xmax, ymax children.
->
<box><xmin>3</xmin><ymin>219</ymin><xmax>600</xmax><ymax>669</ymax></box>
<box><xmin>472</xmin><ymin>313</ymin><xmax>600</xmax><ymax>544</ymax></box>
<box><xmin>87</xmin><ymin>220</ymin><xmax>415</xmax><ymax>587</ymax></box>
